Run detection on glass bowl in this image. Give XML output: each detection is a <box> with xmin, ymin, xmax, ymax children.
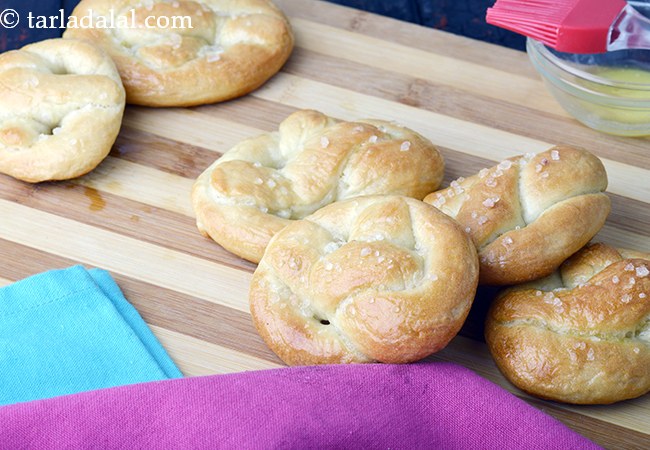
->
<box><xmin>526</xmin><ymin>18</ymin><xmax>650</xmax><ymax>137</ymax></box>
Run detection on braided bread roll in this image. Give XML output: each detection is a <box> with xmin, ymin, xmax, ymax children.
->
<box><xmin>486</xmin><ymin>243</ymin><xmax>650</xmax><ymax>404</ymax></box>
<box><xmin>192</xmin><ymin>110</ymin><xmax>444</xmax><ymax>263</ymax></box>
<box><xmin>250</xmin><ymin>195</ymin><xmax>479</xmax><ymax>365</ymax></box>
<box><xmin>0</xmin><ymin>39</ymin><xmax>125</xmax><ymax>182</ymax></box>
<box><xmin>64</xmin><ymin>0</ymin><xmax>293</xmax><ymax>106</ymax></box>
<box><xmin>423</xmin><ymin>146</ymin><xmax>610</xmax><ymax>285</ymax></box>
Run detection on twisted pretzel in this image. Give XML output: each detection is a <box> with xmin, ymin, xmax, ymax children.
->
<box><xmin>192</xmin><ymin>110</ymin><xmax>445</xmax><ymax>263</ymax></box>
<box><xmin>424</xmin><ymin>146</ymin><xmax>610</xmax><ymax>285</ymax></box>
<box><xmin>0</xmin><ymin>39</ymin><xmax>125</xmax><ymax>183</ymax></box>
<box><xmin>486</xmin><ymin>243</ymin><xmax>650</xmax><ymax>404</ymax></box>
<box><xmin>250</xmin><ymin>195</ymin><xmax>479</xmax><ymax>365</ymax></box>
<box><xmin>64</xmin><ymin>0</ymin><xmax>294</xmax><ymax>106</ymax></box>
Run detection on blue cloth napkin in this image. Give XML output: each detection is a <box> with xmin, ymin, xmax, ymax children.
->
<box><xmin>0</xmin><ymin>265</ymin><xmax>182</xmax><ymax>406</ymax></box>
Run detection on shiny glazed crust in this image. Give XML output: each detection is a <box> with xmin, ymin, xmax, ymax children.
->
<box><xmin>192</xmin><ymin>110</ymin><xmax>445</xmax><ymax>263</ymax></box>
<box><xmin>0</xmin><ymin>38</ymin><xmax>125</xmax><ymax>183</ymax></box>
<box><xmin>485</xmin><ymin>243</ymin><xmax>650</xmax><ymax>404</ymax></box>
<box><xmin>64</xmin><ymin>0</ymin><xmax>294</xmax><ymax>106</ymax></box>
<box><xmin>250</xmin><ymin>195</ymin><xmax>479</xmax><ymax>365</ymax></box>
<box><xmin>423</xmin><ymin>146</ymin><xmax>610</xmax><ymax>285</ymax></box>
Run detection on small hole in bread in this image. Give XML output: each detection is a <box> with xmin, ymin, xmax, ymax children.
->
<box><xmin>319</xmin><ymin>319</ymin><xmax>330</xmax><ymax>325</ymax></box>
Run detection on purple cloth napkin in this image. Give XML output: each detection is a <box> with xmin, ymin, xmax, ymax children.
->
<box><xmin>0</xmin><ymin>362</ymin><xmax>600</xmax><ymax>449</ymax></box>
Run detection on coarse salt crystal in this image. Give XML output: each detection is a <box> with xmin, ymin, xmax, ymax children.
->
<box><xmin>541</xmin><ymin>157</ymin><xmax>549</xmax><ymax>166</ymax></box>
<box><xmin>478</xmin><ymin>216</ymin><xmax>489</xmax><ymax>225</ymax></box>
<box><xmin>368</xmin><ymin>135</ymin><xmax>378</xmax><ymax>143</ymax></box>
<box><xmin>498</xmin><ymin>160</ymin><xmax>512</xmax><ymax>170</ymax></box>
<box><xmin>353</xmin><ymin>126</ymin><xmax>364</xmax><ymax>133</ymax></box>
<box><xmin>625</xmin><ymin>263</ymin><xmax>635</xmax><ymax>271</ymax></box>
<box><xmin>400</xmin><ymin>141</ymin><xmax>411</xmax><ymax>151</ymax></box>
<box><xmin>360</xmin><ymin>247</ymin><xmax>371</xmax><ymax>257</ymax></box>
<box><xmin>485</xmin><ymin>177</ymin><xmax>496</xmax><ymax>188</ymax></box>
<box><xmin>541</xmin><ymin>172</ymin><xmax>549</xmax><ymax>179</ymax></box>
<box><xmin>377</xmin><ymin>256</ymin><xmax>385</xmax><ymax>263</ymax></box>
<box><xmin>639</xmin><ymin>293</ymin><xmax>647</xmax><ymax>299</ymax></box>
<box><xmin>636</xmin><ymin>266</ymin><xmax>649</xmax><ymax>277</ymax></box>
<box><xmin>482</xmin><ymin>196</ymin><xmax>500</xmax><ymax>208</ymax></box>
<box><xmin>207</xmin><ymin>54</ymin><xmax>221</xmax><ymax>63</ymax></box>
<box><xmin>471</xmin><ymin>211</ymin><xmax>478</xmax><ymax>219</ymax></box>
<box><xmin>320</xmin><ymin>136</ymin><xmax>329</xmax><ymax>148</ymax></box>
<box><xmin>324</xmin><ymin>262</ymin><xmax>333</xmax><ymax>271</ymax></box>
<box><xmin>503</xmin><ymin>236</ymin><xmax>513</xmax><ymax>245</ymax></box>
<box><xmin>254</xmin><ymin>178</ymin><xmax>263</xmax><ymax>185</ymax></box>
<box><xmin>621</xmin><ymin>294</ymin><xmax>632</xmax><ymax>303</ymax></box>
<box><xmin>634</xmin><ymin>347</ymin><xmax>641</xmax><ymax>354</ymax></box>
<box><xmin>267</xmin><ymin>179</ymin><xmax>276</xmax><ymax>188</ymax></box>
<box><xmin>551</xmin><ymin>150</ymin><xmax>560</xmax><ymax>160</ymax></box>
<box><xmin>612</xmin><ymin>276</ymin><xmax>619</xmax><ymax>284</ymax></box>
<box><xmin>465</xmin><ymin>227</ymin><xmax>471</xmax><ymax>233</ymax></box>
<box><xmin>432</xmin><ymin>195</ymin><xmax>446</xmax><ymax>208</ymax></box>
<box><xmin>535</xmin><ymin>164</ymin><xmax>543</xmax><ymax>173</ymax></box>
<box><xmin>586</xmin><ymin>349</ymin><xmax>595</xmax><ymax>361</ymax></box>
<box><xmin>253</xmin><ymin>162</ymin><xmax>262</xmax><ymax>167</ymax></box>
<box><xmin>479</xmin><ymin>168</ymin><xmax>489</xmax><ymax>178</ymax></box>
<box><xmin>535</xmin><ymin>291</ymin><xmax>542</xmax><ymax>296</ymax></box>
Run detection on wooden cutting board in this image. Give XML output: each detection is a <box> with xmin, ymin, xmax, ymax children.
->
<box><xmin>0</xmin><ymin>0</ymin><xmax>648</xmax><ymax>447</ymax></box>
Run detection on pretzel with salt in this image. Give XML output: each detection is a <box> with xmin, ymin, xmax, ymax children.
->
<box><xmin>424</xmin><ymin>146</ymin><xmax>610</xmax><ymax>285</ymax></box>
<box><xmin>192</xmin><ymin>110</ymin><xmax>445</xmax><ymax>263</ymax></box>
<box><xmin>486</xmin><ymin>243</ymin><xmax>650</xmax><ymax>404</ymax></box>
<box><xmin>250</xmin><ymin>195</ymin><xmax>479</xmax><ymax>365</ymax></box>
<box><xmin>64</xmin><ymin>0</ymin><xmax>294</xmax><ymax>106</ymax></box>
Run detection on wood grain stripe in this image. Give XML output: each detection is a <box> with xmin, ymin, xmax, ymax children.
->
<box><xmin>0</xmin><ymin>199</ymin><xmax>252</xmax><ymax>313</ymax></box>
<box><xmin>289</xmin><ymin>18</ymin><xmax>567</xmax><ymax>117</ymax></box>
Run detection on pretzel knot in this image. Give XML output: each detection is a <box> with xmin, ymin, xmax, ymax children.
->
<box><xmin>486</xmin><ymin>243</ymin><xmax>650</xmax><ymax>404</ymax></box>
<box><xmin>192</xmin><ymin>110</ymin><xmax>445</xmax><ymax>263</ymax></box>
<box><xmin>424</xmin><ymin>146</ymin><xmax>610</xmax><ymax>285</ymax></box>
<box><xmin>64</xmin><ymin>0</ymin><xmax>294</xmax><ymax>106</ymax></box>
<box><xmin>250</xmin><ymin>195</ymin><xmax>479</xmax><ymax>365</ymax></box>
<box><xmin>0</xmin><ymin>39</ymin><xmax>125</xmax><ymax>183</ymax></box>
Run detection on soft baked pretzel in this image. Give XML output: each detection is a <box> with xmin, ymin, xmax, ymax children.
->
<box><xmin>424</xmin><ymin>146</ymin><xmax>610</xmax><ymax>285</ymax></box>
<box><xmin>0</xmin><ymin>39</ymin><xmax>125</xmax><ymax>182</ymax></box>
<box><xmin>250</xmin><ymin>195</ymin><xmax>479</xmax><ymax>365</ymax></box>
<box><xmin>64</xmin><ymin>0</ymin><xmax>293</xmax><ymax>106</ymax></box>
<box><xmin>192</xmin><ymin>110</ymin><xmax>445</xmax><ymax>263</ymax></box>
<box><xmin>486</xmin><ymin>243</ymin><xmax>650</xmax><ymax>404</ymax></box>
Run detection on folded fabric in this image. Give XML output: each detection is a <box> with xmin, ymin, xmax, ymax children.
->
<box><xmin>0</xmin><ymin>362</ymin><xmax>600</xmax><ymax>449</ymax></box>
<box><xmin>0</xmin><ymin>265</ymin><xmax>182</xmax><ymax>406</ymax></box>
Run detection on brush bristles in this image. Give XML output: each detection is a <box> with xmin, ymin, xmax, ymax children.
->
<box><xmin>486</xmin><ymin>0</ymin><xmax>581</xmax><ymax>46</ymax></box>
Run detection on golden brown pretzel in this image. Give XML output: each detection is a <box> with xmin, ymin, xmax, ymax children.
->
<box><xmin>250</xmin><ymin>195</ymin><xmax>479</xmax><ymax>366</ymax></box>
<box><xmin>0</xmin><ymin>38</ymin><xmax>125</xmax><ymax>183</ymax></box>
<box><xmin>424</xmin><ymin>146</ymin><xmax>610</xmax><ymax>285</ymax></box>
<box><xmin>192</xmin><ymin>110</ymin><xmax>445</xmax><ymax>263</ymax></box>
<box><xmin>64</xmin><ymin>0</ymin><xmax>293</xmax><ymax>106</ymax></box>
<box><xmin>486</xmin><ymin>243</ymin><xmax>650</xmax><ymax>404</ymax></box>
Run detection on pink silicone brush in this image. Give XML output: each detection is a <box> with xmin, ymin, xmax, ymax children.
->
<box><xmin>486</xmin><ymin>0</ymin><xmax>650</xmax><ymax>53</ymax></box>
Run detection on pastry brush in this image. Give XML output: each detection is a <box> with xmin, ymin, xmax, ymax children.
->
<box><xmin>486</xmin><ymin>0</ymin><xmax>650</xmax><ymax>53</ymax></box>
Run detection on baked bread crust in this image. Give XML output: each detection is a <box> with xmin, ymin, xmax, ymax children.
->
<box><xmin>423</xmin><ymin>146</ymin><xmax>610</xmax><ymax>285</ymax></box>
<box><xmin>192</xmin><ymin>110</ymin><xmax>445</xmax><ymax>263</ymax></box>
<box><xmin>250</xmin><ymin>195</ymin><xmax>479</xmax><ymax>365</ymax></box>
<box><xmin>485</xmin><ymin>243</ymin><xmax>650</xmax><ymax>404</ymax></box>
<box><xmin>64</xmin><ymin>0</ymin><xmax>294</xmax><ymax>106</ymax></box>
<box><xmin>0</xmin><ymin>38</ymin><xmax>125</xmax><ymax>183</ymax></box>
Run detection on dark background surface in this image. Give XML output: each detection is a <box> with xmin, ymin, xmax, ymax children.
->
<box><xmin>0</xmin><ymin>0</ymin><xmax>525</xmax><ymax>52</ymax></box>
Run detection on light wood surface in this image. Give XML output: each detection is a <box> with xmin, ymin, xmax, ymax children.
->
<box><xmin>0</xmin><ymin>0</ymin><xmax>648</xmax><ymax>447</ymax></box>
